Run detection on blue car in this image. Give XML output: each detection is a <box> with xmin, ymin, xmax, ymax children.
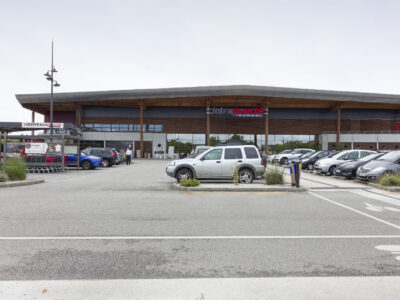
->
<box><xmin>66</xmin><ymin>153</ymin><xmax>103</xmax><ymax>170</ymax></box>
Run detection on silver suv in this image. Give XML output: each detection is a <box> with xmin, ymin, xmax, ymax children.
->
<box><xmin>166</xmin><ymin>145</ymin><xmax>265</xmax><ymax>183</ymax></box>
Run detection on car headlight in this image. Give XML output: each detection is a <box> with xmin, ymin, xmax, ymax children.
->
<box><xmin>168</xmin><ymin>161</ymin><xmax>176</xmax><ymax>166</ymax></box>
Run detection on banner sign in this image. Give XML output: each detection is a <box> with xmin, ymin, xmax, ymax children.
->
<box><xmin>211</xmin><ymin>107</ymin><xmax>265</xmax><ymax>118</ymax></box>
<box><xmin>22</xmin><ymin>122</ymin><xmax>64</xmax><ymax>129</ymax></box>
<box><xmin>25</xmin><ymin>143</ymin><xmax>62</xmax><ymax>154</ymax></box>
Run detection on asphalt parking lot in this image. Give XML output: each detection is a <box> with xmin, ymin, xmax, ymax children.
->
<box><xmin>1</xmin><ymin>160</ymin><xmax>400</xmax><ymax>298</ymax></box>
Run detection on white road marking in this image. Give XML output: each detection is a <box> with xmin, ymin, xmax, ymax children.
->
<box><xmin>364</xmin><ymin>202</ymin><xmax>400</xmax><ymax>213</ymax></box>
<box><xmin>308</xmin><ymin>191</ymin><xmax>400</xmax><ymax>230</ymax></box>
<box><xmin>375</xmin><ymin>245</ymin><xmax>400</xmax><ymax>262</ymax></box>
<box><xmin>351</xmin><ymin>189</ymin><xmax>400</xmax><ymax>207</ymax></box>
<box><xmin>1</xmin><ymin>235</ymin><xmax>400</xmax><ymax>240</ymax></box>
<box><xmin>365</xmin><ymin>202</ymin><xmax>384</xmax><ymax>212</ymax></box>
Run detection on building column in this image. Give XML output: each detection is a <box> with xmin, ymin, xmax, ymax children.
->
<box><xmin>76</xmin><ymin>104</ymin><xmax>82</xmax><ymax>127</ymax></box>
<box><xmin>206</xmin><ymin>98</ymin><xmax>210</xmax><ymax>145</ymax></box>
<box><xmin>2</xmin><ymin>131</ymin><xmax>7</xmax><ymax>165</ymax></box>
<box><xmin>140</xmin><ymin>101</ymin><xmax>144</xmax><ymax>158</ymax></box>
<box><xmin>264</xmin><ymin>99</ymin><xmax>270</xmax><ymax>153</ymax></box>
<box><xmin>31</xmin><ymin>111</ymin><xmax>35</xmax><ymax>136</ymax></box>
<box><xmin>336</xmin><ymin>107</ymin><xmax>341</xmax><ymax>145</ymax></box>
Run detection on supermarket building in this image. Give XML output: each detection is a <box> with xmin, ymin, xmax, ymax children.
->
<box><xmin>15</xmin><ymin>85</ymin><xmax>400</xmax><ymax>155</ymax></box>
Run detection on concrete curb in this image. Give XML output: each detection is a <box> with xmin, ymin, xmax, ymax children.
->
<box><xmin>0</xmin><ymin>179</ymin><xmax>45</xmax><ymax>188</ymax></box>
<box><xmin>368</xmin><ymin>182</ymin><xmax>400</xmax><ymax>192</ymax></box>
<box><xmin>171</xmin><ymin>183</ymin><xmax>308</xmax><ymax>192</ymax></box>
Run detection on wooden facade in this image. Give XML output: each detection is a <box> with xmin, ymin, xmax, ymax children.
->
<box><xmin>20</xmin><ymin>91</ymin><xmax>400</xmax><ymax>153</ymax></box>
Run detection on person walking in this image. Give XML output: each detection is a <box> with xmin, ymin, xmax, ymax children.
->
<box><xmin>125</xmin><ymin>146</ymin><xmax>132</xmax><ymax>165</ymax></box>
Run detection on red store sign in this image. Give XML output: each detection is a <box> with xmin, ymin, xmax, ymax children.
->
<box><xmin>211</xmin><ymin>107</ymin><xmax>265</xmax><ymax>117</ymax></box>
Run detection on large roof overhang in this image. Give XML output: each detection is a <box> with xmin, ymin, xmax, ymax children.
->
<box><xmin>15</xmin><ymin>85</ymin><xmax>400</xmax><ymax>113</ymax></box>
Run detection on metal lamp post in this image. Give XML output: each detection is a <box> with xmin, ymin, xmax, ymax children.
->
<box><xmin>44</xmin><ymin>41</ymin><xmax>60</xmax><ymax>136</ymax></box>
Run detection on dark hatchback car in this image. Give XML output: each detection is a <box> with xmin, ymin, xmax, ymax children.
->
<box><xmin>335</xmin><ymin>152</ymin><xmax>385</xmax><ymax>179</ymax></box>
<box><xmin>301</xmin><ymin>150</ymin><xmax>336</xmax><ymax>170</ymax></box>
<box><xmin>82</xmin><ymin>148</ymin><xmax>117</xmax><ymax>167</ymax></box>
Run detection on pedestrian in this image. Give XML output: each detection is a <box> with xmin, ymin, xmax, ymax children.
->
<box><xmin>126</xmin><ymin>146</ymin><xmax>132</xmax><ymax>165</ymax></box>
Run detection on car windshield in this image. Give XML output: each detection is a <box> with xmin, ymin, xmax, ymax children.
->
<box><xmin>302</xmin><ymin>151</ymin><xmax>314</xmax><ymax>158</ymax></box>
<box><xmin>359</xmin><ymin>152</ymin><xmax>382</xmax><ymax>162</ymax></box>
<box><xmin>82</xmin><ymin>149</ymin><xmax>90</xmax><ymax>155</ymax></box>
<box><xmin>197</xmin><ymin>148</ymin><xmax>208</xmax><ymax>154</ymax></box>
<box><xmin>280</xmin><ymin>150</ymin><xmax>291</xmax><ymax>154</ymax></box>
<box><xmin>330</xmin><ymin>151</ymin><xmax>349</xmax><ymax>159</ymax></box>
<box><xmin>377</xmin><ymin>151</ymin><xmax>400</xmax><ymax>162</ymax></box>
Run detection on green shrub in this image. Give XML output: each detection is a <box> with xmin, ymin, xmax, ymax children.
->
<box><xmin>0</xmin><ymin>172</ymin><xmax>7</xmax><ymax>182</ymax></box>
<box><xmin>265</xmin><ymin>168</ymin><xmax>284</xmax><ymax>185</ymax></box>
<box><xmin>180</xmin><ymin>178</ymin><xmax>200</xmax><ymax>187</ymax></box>
<box><xmin>4</xmin><ymin>158</ymin><xmax>26</xmax><ymax>181</ymax></box>
<box><xmin>378</xmin><ymin>174</ymin><xmax>400</xmax><ymax>186</ymax></box>
<box><xmin>233</xmin><ymin>164</ymin><xmax>239</xmax><ymax>185</ymax></box>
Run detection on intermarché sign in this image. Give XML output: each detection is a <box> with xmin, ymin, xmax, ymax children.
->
<box><xmin>211</xmin><ymin>107</ymin><xmax>265</xmax><ymax>118</ymax></box>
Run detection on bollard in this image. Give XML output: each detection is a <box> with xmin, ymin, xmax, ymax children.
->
<box><xmin>294</xmin><ymin>162</ymin><xmax>301</xmax><ymax>187</ymax></box>
<box><xmin>289</xmin><ymin>163</ymin><xmax>296</xmax><ymax>186</ymax></box>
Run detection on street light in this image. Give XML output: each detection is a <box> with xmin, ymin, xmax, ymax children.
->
<box><xmin>44</xmin><ymin>41</ymin><xmax>61</xmax><ymax>136</ymax></box>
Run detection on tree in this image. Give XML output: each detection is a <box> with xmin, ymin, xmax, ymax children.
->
<box><xmin>209</xmin><ymin>136</ymin><xmax>220</xmax><ymax>146</ymax></box>
<box><xmin>228</xmin><ymin>134</ymin><xmax>244</xmax><ymax>141</ymax></box>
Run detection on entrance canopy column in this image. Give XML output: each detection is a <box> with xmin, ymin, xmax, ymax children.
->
<box><xmin>206</xmin><ymin>98</ymin><xmax>211</xmax><ymax>145</ymax></box>
<box><xmin>263</xmin><ymin>98</ymin><xmax>270</xmax><ymax>153</ymax></box>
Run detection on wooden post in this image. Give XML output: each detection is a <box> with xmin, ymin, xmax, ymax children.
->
<box><xmin>264</xmin><ymin>98</ymin><xmax>270</xmax><ymax>154</ymax></box>
<box><xmin>336</xmin><ymin>107</ymin><xmax>341</xmax><ymax>145</ymax></box>
<box><xmin>31</xmin><ymin>111</ymin><xmax>35</xmax><ymax>136</ymax></box>
<box><xmin>140</xmin><ymin>101</ymin><xmax>144</xmax><ymax>158</ymax></box>
<box><xmin>206</xmin><ymin>98</ymin><xmax>211</xmax><ymax>145</ymax></box>
<box><xmin>76</xmin><ymin>104</ymin><xmax>82</xmax><ymax>127</ymax></box>
<box><xmin>3</xmin><ymin>131</ymin><xmax>7</xmax><ymax>165</ymax></box>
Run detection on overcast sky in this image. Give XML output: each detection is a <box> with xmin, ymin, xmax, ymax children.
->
<box><xmin>1</xmin><ymin>0</ymin><xmax>400</xmax><ymax>122</ymax></box>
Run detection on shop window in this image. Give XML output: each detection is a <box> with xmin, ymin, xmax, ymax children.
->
<box><xmin>111</xmin><ymin>124</ymin><xmax>120</xmax><ymax>132</ymax></box>
<box><xmin>120</xmin><ymin>124</ymin><xmax>129</xmax><ymax>131</ymax></box>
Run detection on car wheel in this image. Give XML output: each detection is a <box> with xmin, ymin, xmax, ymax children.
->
<box><xmin>329</xmin><ymin>165</ymin><xmax>336</xmax><ymax>175</ymax></box>
<box><xmin>176</xmin><ymin>168</ymin><xmax>193</xmax><ymax>183</ymax></box>
<box><xmin>81</xmin><ymin>160</ymin><xmax>92</xmax><ymax>170</ymax></box>
<box><xmin>239</xmin><ymin>168</ymin><xmax>254</xmax><ymax>184</ymax></box>
<box><xmin>280</xmin><ymin>157</ymin><xmax>288</xmax><ymax>165</ymax></box>
<box><xmin>102</xmin><ymin>159</ymin><xmax>110</xmax><ymax>167</ymax></box>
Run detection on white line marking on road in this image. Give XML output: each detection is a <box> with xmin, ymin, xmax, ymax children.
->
<box><xmin>1</xmin><ymin>235</ymin><xmax>400</xmax><ymax>240</ymax></box>
<box><xmin>351</xmin><ymin>189</ymin><xmax>400</xmax><ymax>207</ymax></box>
<box><xmin>375</xmin><ymin>245</ymin><xmax>400</xmax><ymax>262</ymax></box>
<box><xmin>308</xmin><ymin>191</ymin><xmax>400</xmax><ymax>231</ymax></box>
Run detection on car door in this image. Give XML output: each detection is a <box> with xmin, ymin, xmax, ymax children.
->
<box><xmin>221</xmin><ymin>147</ymin><xmax>243</xmax><ymax>178</ymax></box>
<box><xmin>195</xmin><ymin>148</ymin><xmax>223</xmax><ymax>178</ymax></box>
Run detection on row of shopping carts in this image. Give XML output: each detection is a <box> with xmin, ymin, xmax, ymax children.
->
<box><xmin>25</xmin><ymin>155</ymin><xmax>65</xmax><ymax>173</ymax></box>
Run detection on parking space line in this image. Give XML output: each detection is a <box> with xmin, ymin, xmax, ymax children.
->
<box><xmin>1</xmin><ymin>235</ymin><xmax>400</xmax><ymax>240</ymax></box>
<box><xmin>308</xmin><ymin>191</ymin><xmax>400</xmax><ymax>231</ymax></box>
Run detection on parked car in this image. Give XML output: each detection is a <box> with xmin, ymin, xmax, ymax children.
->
<box><xmin>357</xmin><ymin>151</ymin><xmax>400</xmax><ymax>181</ymax></box>
<box><xmin>335</xmin><ymin>152</ymin><xmax>385</xmax><ymax>179</ymax></box>
<box><xmin>65</xmin><ymin>153</ymin><xmax>103</xmax><ymax>170</ymax></box>
<box><xmin>189</xmin><ymin>146</ymin><xmax>213</xmax><ymax>158</ymax></box>
<box><xmin>82</xmin><ymin>148</ymin><xmax>117</xmax><ymax>167</ymax></box>
<box><xmin>287</xmin><ymin>150</ymin><xmax>316</xmax><ymax>164</ymax></box>
<box><xmin>112</xmin><ymin>149</ymin><xmax>123</xmax><ymax>164</ymax></box>
<box><xmin>314</xmin><ymin>150</ymin><xmax>375</xmax><ymax>175</ymax></box>
<box><xmin>267</xmin><ymin>150</ymin><xmax>292</xmax><ymax>163</ymax></box>
<box><xmin>273</xmin><ymin>148</ymin><xmax>314</xmax><ymax>165</ymax></box>
<box><xmin>166</xmin><ymin>145</ymin><xmax>265</xmax><ymax>183</ymax></box>
<box><xmin>301</xmin><ymin>150</ymin><xmax>337</xmax><ymax>170</ymax></box>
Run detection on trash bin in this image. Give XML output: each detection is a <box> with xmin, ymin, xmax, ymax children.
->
<box><xmin>289</xmin><ymin>162</ymin><xmax>301</xmax><ymax>187</ymax></box>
